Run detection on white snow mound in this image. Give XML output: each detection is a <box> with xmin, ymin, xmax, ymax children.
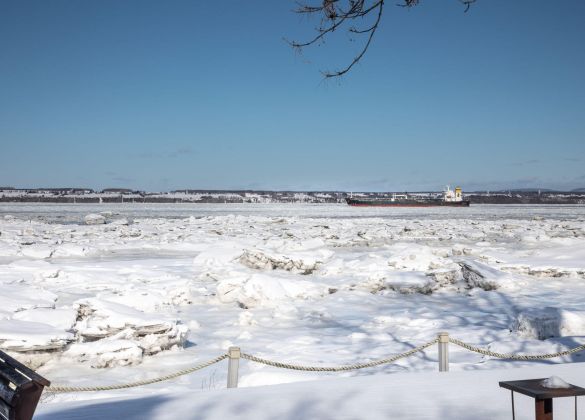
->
<box><xmin>541</xmin><ymin>376</ymin><xmax>571</xmax><ymax>389</ymax></box>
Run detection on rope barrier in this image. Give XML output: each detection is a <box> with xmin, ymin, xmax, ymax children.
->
<box><xmin>241</xmin><ymin>338</ymin><xmax>438</xmax><ymax>372</ymax></box>
<box><xmin>449</xmin><ymin>338</ymin><xmax>585</xmax><ymax>360</ymax></box>
<box><xmin>48</xmin><ymin>354</ymin><xmax>228</xmax><ymax>393</ymax></box>
<box><xmin>42</xmin><ymin>335</ymin><xmax>585</xmax><ymax>393</ymax></box>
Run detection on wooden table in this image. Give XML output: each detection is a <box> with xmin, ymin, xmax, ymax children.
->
<box><xmin>500</xmin><ymin>378</ymin><xmax>585</xmax><ymax>420</ymax></box>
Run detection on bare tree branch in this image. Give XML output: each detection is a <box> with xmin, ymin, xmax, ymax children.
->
<box><xmin>460</xmin><ymin>0</ymin><xmax>476</xmax><ymax>13</ymax></box>
<box><xmin>291</xmin><ymin>0</ymin><xmax>476</xmax><ymax>78</ymax></box>
<box><xmin>322</xmin><ymin>1</ymin><xmax>384</xmax><ymax>78</ymax></box>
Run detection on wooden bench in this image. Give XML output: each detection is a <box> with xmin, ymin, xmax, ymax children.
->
<box><xmin>1</xmin><ymin>350</ymin><xmax>50</xmax><ymax>420</ymax></box>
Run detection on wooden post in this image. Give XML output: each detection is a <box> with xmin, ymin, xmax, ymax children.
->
<box><xmin>438</xmin><ymin>332</ymin><xmax>449</xmax><ymax>372</ymax></box>
<box><xmin>227</xmin><ymin>346</ymin><xmax>240</xmax><ymax>388</ymax></box>
<box><xmin>535</xmin><ymin>398</ymin><xmax>553</xmax><ymax>420</ymax></box>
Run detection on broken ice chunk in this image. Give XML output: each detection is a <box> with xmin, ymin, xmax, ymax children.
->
<box><xmin>0</xmin><ymin>319</ymin><xmax>73</xmax><ymax>352</ymax></box>
<box><xmin>216</xmin><ymin>273</ymin><xmax>325</xmax><ymax>308</ymax></box>
<box><xmin>238</xmin><ymin>249</ymin><xmax>324</xmax><ymax>274</ymax></box>
<box><xmin>84</xmin><ymin>213</ymin><xmax>106</xmax><ymax>225</ymax></box>
<box><xmin>384</xmin><ymin>272</ymin><xmax>435</xmax><ymax>294</ymax></box>
<box><xmin>64</xmin><ymin>339</ymin><xmax>143</xmax><ymax>368</ymax></box>
<box><xmin>70</xmin><ymin>298</ymin><xmax>188</xmax><ymax>366</ymax></box>
<box><xmin>459</xmin><ymin>260</ymin><xmax>516</xmax><ymax>291</ymax></box>
<box><xmin>513</xmin><ymin>307</ymin><xmax>585</xmax><ymax>340</ymax></box>
<box><xmin>0</xmin><ymin>284</ymin><xmax>57</xmax><ymax>315</ymax></box>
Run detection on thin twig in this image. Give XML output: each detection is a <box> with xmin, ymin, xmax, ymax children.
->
<box><xmin>290</xmin><ymin>0</ymin><xmax>476</xmax><ymax>78</ymax></box>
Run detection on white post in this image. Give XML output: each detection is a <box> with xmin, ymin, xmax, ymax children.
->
<box><xmin>227</xmin><ymin>346</ymin><xmax>240</xmax><ymax>388</ymax></box>
<box><xmin>438</xmin><ymin>332</ymin><xmax>449</xmax><ymax>372</ymax></box>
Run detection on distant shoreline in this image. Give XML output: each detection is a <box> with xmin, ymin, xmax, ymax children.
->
<box><xmin>1</xmin><ymin>195</ymin><xmax>584</xmax><ymax>205</ymax></box>
<box><xmin>2</xmin><ymin>187</ymin><xmax>585</xmax><ymax>205</ymax></box>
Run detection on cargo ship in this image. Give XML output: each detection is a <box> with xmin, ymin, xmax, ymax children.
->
<box><xmin>346</xmin><ymin>186</ymin><xmax>470</xmax><ymax>207</ymax></box>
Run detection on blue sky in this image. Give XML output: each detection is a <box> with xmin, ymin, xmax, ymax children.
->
<box><xmin>1</xmin><ymin>0</ymin><xmax>584</xmax><ymax>192</ymax></box>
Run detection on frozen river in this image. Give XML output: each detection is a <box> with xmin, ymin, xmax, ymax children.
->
<box><xmin>1</xmin><ymin>203</ymin><xmax>585</xmax><ymax>403</ymax></box>
<box><xmin>2</xmin><ymin>202</ymin><xmax>585</xmax><ymax>222</ymax></box>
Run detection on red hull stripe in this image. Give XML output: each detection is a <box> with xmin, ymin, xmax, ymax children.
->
<box><xmin>347</xmin><ymin>203</ymin><xmax>470</xmax><ymax>207</ymax></box>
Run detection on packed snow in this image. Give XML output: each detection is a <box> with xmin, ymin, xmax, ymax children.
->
<box><xmin>541</xmin><ymin>375</ymin><xmax>571</xmax><ymax>389</ymax></box>
<box><xmin>1</xmin><ymin>203</ymin><xmax>585</xmax><ymax>417</ymax></box>
<box><xmin>36</xmin><ymin>363</ymin><xmax>585</xmax><ymax>419</ymax></box>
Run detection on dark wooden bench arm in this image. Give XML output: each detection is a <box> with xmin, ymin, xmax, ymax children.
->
<box><xmin>1</xmin><ymin>350</ymin><xmax>51</xmax><ymax>420</ymax></box>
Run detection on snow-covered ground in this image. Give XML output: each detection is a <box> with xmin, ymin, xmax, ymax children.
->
<box><xmin>36</xmin><ymin>363</ymin><xmax>585</xmax><ymax>419</ymax></box>
<box><xmin>1</xmin><ymin>203</ymin><xmax>585</xmax><ymax>417</ymax></box>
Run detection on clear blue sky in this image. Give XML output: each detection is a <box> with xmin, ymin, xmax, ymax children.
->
<box><xmin>1</xmin><ymin>0</ymin><xmax>584</xmax><ymax>191</ymax></box>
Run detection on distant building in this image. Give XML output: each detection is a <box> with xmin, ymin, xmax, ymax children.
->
<box><xmin>102</xmin><ymin>188</ymin><xmax>135</xmax><ymax>194</ymax></box>
<box><xmin>25</xmin><ymin>188</ymin><xmax>93</xmax><ymax>195</ymax></box>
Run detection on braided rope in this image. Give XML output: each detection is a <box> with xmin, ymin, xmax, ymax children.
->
<box><xmin>241</xmin><ymin>339</ymin><xmax>438</xmax><ymax>372</ymax></box>
<box><xmin>48</xmin><ymin>354</ymin><xmax>228</xmax><ymax>393</ymax></box>
<box><xmin>43</xmin><ymin>335</ymin><xmax>585</xmax><ymax>394</ymax></box>
<box><xmin>449</xmin><ymin>338</ymin><xmax>585</xmax><ymax>360</ymax></box>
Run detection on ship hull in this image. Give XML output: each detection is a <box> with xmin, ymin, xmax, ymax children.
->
<box><xmin>345</xmin><ymin>198</ymin><xmax>470</xmax><ymax>207</ymax></box>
